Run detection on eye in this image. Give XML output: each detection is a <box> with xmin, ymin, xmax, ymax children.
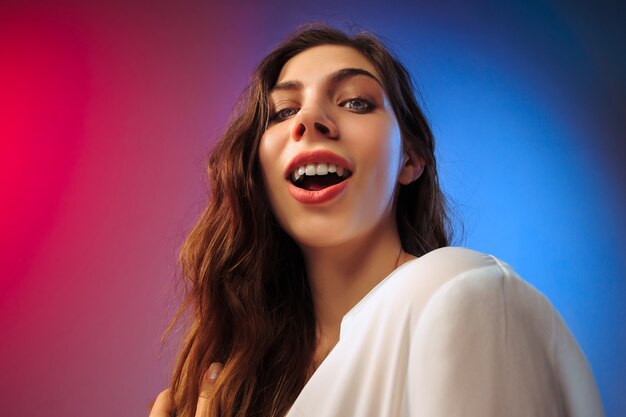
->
<box><xmin>341</xmin><ymin>97</ymin><xmax>376</xmax><ymax>112</ymax></box>
<box><xmin>270</xmin><ymin>107</ymin><xmax>299</xmax><ymax>122</ymax></box>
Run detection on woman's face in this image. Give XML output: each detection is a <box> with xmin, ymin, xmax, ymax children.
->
<box><xmin>259</xmin><ymin>44</ymin><xmax>415</xmax><ymax>249</ymax></box>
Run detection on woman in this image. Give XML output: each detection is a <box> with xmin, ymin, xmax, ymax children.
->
<box><xmin>150</xmin><ymin>24</ymin><xmax>603</xmax><ymax>417</ymax></box>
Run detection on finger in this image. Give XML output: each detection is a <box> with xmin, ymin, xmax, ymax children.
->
<box><xmin>148</xmin><ymin>388</ymin><xmax>171</xmax><ymax>417</ymax></box>
<box><xmin>195</xmin><ymin>362</ymin><xmax>223</xmax><ymax>417</ymax></box>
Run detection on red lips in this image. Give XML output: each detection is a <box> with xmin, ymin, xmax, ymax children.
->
<box><xmin>287</xmin><ymin>178</ymin><xmax>351</xmax><ymax>204</ymax></box>
<box><xmin>284</xmin><ymin>149</ymin><xmax>353</xmax><ymax>204</ymax></box>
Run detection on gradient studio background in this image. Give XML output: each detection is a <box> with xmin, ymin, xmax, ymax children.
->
<box><xmin>1</xmin><ymin>0</ymin><xmax>624</xmax><ymax>416</ymax></box>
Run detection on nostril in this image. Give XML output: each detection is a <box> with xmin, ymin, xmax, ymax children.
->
<box><xmin>314</xmin><ymin>122</ymin><xmax>329</xmax><ymax>135</ymax></box>
<box><xmin>295</xmin><ymin>123</ymin><xmax>306</xmax><ymax>137</ymax></box>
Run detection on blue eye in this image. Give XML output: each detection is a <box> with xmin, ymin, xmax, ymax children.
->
<box><xmin>270</xmin><ymin>107</ymin><xmax>298</xmax><ymax>122</ymax></box>
<box><xmin>342</xmin><ymin>98</ymin><xmax>375</xmax><ymax>112</ymax></box>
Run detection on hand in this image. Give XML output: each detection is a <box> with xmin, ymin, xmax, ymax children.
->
<box><xmin>149</xmin><ymin>362</ymin><xmax>224</xmax><ymax>417</ymax></box>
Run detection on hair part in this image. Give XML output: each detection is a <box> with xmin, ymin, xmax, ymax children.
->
<box><xmin>166</xmin><ymin>23</ymin><xmax>452</xmax><ymax>417</ymax></box>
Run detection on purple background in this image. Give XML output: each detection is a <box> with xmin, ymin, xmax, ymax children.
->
<box><xmin>1</xmin><ymin>1</ymin><xmax>624</xmax><ymax>416</ymax></box>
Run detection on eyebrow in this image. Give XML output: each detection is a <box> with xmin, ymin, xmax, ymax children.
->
<box><xmin>270</xmin><ymin>67</ymin><xmax>382</xmax><ymax>93</ymax></box>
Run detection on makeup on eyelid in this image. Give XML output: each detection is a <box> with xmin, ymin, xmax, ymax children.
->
<box><xmin>270</xmin><ymin>97</ymin><xmax>377</xmax><ymax>122</ymax></box>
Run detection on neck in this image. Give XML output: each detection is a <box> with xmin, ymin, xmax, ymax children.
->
<box><xmin>300</xmin><ymin>216</ymin><xmax>413</xmax><ymax>342</ymax></box>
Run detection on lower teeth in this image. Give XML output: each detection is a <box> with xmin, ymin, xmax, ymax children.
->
<box><xmin>296</xmin><ymin>174</ymin><xmax>346</xmax><ymax>191</ymax></box>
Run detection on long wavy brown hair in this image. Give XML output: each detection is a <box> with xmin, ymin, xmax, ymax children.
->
<box><xmin>166</xmin><ymin>23</ymin><xmax>452</xmax><ymax>417</ymax></box>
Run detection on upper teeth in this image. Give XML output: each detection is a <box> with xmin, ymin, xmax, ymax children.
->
<box><xmin>292</xmin><ymin>163</ymin><xmax>348</xmax><ymax>182</ymax></box>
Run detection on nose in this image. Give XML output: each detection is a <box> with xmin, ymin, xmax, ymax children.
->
<box><xmin>290</xmin><ymin>106</ymin><xmax>339</xmax><ymax>141</ymax></box>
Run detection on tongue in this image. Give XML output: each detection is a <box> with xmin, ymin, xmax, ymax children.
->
<box><xmin>300</xmin><ymin>174</ymin><xmax>344</xmax><ymax>191</ymax></box>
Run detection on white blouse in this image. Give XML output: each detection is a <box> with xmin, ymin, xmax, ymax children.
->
<box><xmin>286</xmin><ymin>247</ymin><xmax>604</xmax><ymax>417</ymax></box>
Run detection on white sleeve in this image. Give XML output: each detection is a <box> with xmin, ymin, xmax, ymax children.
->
<box><xmin>406</xmin><ymin>260</ymin><xmax>604</xmax><ymax>417</ymax></box>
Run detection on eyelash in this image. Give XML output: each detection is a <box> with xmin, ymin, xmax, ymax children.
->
<box><xmin>269</xmin><ymin>98</ymin><xmax>376</xmax><ymax>123</ymax></box>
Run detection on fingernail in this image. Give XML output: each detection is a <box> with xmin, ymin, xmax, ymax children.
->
<box><xmin>207</xmin><ymin>362</ymin><xmax>222</xmax><ymax>382</ymax></box>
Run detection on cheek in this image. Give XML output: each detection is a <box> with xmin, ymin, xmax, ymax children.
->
<box><xmin>259</xmin><ymin>132</ymin><xmax>282</xmax><ymax>184</ymax></box>
<box><xmin>352</xmin><ymin>118</ymin><xmax>403</xmax><ymax>188</ymax></box>
<box><xmin>258</xmin><ymin>130</ymin><xmax>289</xmax><ymax>219</ymax></box>
<box><xmin>258</xmin><ymin>133</ymin><xmax>272</xmax><ymax>174</ymax></box>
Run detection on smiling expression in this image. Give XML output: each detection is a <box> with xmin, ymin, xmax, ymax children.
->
<box><xmin>259</xmin><ymin>44</ymin><xmax>413</xmax><ymax>249</ymax></box>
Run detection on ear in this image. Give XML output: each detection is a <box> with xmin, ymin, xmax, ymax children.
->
<box><xmin>398</xmin><ymin>148</ymin><xmax>424</xmax><ymax>185</ymax></box>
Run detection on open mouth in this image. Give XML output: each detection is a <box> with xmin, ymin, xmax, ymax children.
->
<box><xmin>289</xmin><ymin>162</ymin><xmax>352</xmax><ymax>191</ymax></box>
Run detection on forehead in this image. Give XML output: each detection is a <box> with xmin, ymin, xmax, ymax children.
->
<box><xmin>276</xmin><ymin>44</ymin><xmax>381</xmax><ymax>85</ymax></box>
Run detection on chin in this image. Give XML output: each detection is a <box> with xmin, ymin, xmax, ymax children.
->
<box><xmin>284</xmin><ymin>220</ymin><xmax>353</xmax><ymax>249</ymax></box>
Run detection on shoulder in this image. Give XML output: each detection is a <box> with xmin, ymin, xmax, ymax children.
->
<box><xmin>400</xmin><ymin>249</ymin><xmax>604</xmax><ymax>416</ymax></box>
<box><xmin>424</xmin><ymin>247</ymin><xmax>552</xmax><ymax>322</ymax></box>
<box><xmin>397</xmin><ymin>246</ymin><xmax>513</xmax><ymax>293</ymax></box>
<box><xmin>389</xmin><ymin>246</ymin><xmax>556</xmax><ymax>335</ymax></box>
